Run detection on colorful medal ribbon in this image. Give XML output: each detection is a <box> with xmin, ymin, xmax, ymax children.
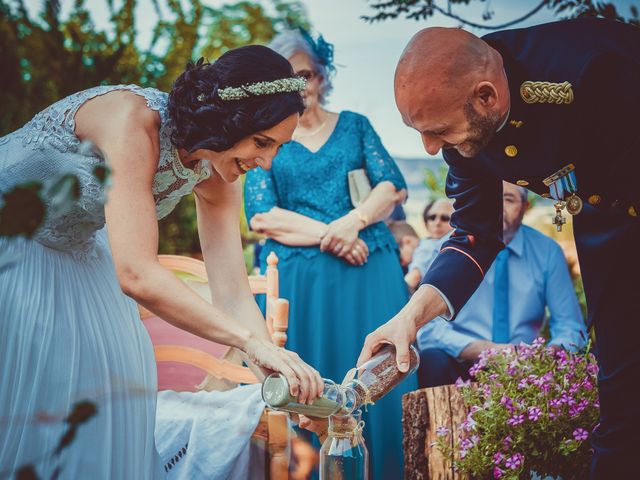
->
<box><xmin>544</xmin><ymin>164</ymin><xmax>577</xmax><ymax>201</ymax></box>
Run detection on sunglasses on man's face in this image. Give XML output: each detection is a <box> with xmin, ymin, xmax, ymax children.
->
<box><xmin>295</xmin><ymin>69</ymin><xmax>317</xmax><ymax>81</ymax></box>
<box><xmin>427</xmin><ymin>214</ymin><xmax>451</xmax><ymax>222</ymax></box>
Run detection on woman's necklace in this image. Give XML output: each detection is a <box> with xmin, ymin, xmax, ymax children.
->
<box><xmin>293</xmin><ymin>117</ymin><xmax>328</xmax><ymax>140</ymax></box>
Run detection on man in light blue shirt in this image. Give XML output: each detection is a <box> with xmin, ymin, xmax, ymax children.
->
<box><xmin>417</xmin><ymin>182</ymin><xmax>586</xmax><ymax>388</ymax></box>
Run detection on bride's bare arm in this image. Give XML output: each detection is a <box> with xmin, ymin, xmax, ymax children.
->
<box><xmin>74</xmin><ymin>92</ymin><xmax>323</xmax><ymax>401</ymax></box>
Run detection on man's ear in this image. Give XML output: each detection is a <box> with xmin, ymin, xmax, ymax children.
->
<box><xmin>475</xmin><ymin>81</ymin><xmax>499</xmax><ymax>109</ymax></box>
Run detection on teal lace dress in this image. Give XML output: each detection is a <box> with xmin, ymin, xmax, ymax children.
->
<box><xmin>245</xmin><ymin>111</ymin><xmax>416</xmax><ymax>479</ymax></box>
<box><xmin>0</xmin><ymin>85</ymin><xmax>210</xmax><ymax>478</ymax></box>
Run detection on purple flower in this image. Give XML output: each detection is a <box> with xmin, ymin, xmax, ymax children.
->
<box><xmin>455</xmin><ymin>377</ymin><xmax>471</xmax><ymax>388</ymax></box>
<box><xmin>507</xmin><ymin>414</ymin><xmax>525</xmax><ymax>426</ymax></box>
<box><xmin>468</xmin><ymin>363</ymin><xmax>482</xmax><ymax>377</ymax></box>
<box><xmin>500</xmin><ymin>395</ymin><xmax>515</xmax><ymax>412</ymax></box>
<box><xmin>436</xmin><ymin>426</ymin><xmax>449</xmax><ymax>437</ymax></box>
<box><xmin>505</xmin><ymin>453</ymin><xmax>524</xmax><ymax>470</ymax></box>
<box><xmin>493</xmin><ymin>452</ymin><xmax>504</xmax><ymax>465</ymax></box>
<box><xmin>532</xmin><ymin>337</ymin><xmax>546</xmax><ymax>348</ymax></box>
<box><xmin>460</xmin><ymin>438</ymin><xmax>474</xmax><ymax>451</ymax></box>
<box><xmin>493</xmin><ymin>467</ymin><xmax>504</xmax><ymax>478</ymax></box>
<box><xmin>587</xmin><ymin>363</ymin><xmax>599</xmax><ymax>376</ymax></box>
<box><xmin>502</xmin><ymin>435</ymin><xmax>512</xmax><ymax>448</ymax></box>
<box><xmin>518</xmin><ymin>378</ymin><xmax>529</xmax><ymax>389</ymax></box>
<box><xmin>548</xmin><ymin>398</ymin><xmax>562</xmax><ymax>409</ymax></box>
<box><xmin>573</xmin><ymin>428</ymin><xmax>589</xmax><ymax>441</ymax></box>
<box><xmin>528</xmin><ymin>407</ymin><xmax>542</xmax><ymax>421</ymax></box>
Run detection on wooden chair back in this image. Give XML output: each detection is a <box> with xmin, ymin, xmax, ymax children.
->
<box><xmin>139</xmin><ymin>252</ymin><xmax>312</xmax><ymax>479</ymax></box>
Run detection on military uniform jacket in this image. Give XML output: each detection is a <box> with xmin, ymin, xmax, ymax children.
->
<box><xmin>422</xmin><ymin>18</ymin><xmax>640</xmax><ymax>322</ymax></box>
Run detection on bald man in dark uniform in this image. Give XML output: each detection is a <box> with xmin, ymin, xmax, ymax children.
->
<box><xmin>357</xmin><ymin>18</ymin><xmax>639</xmax><ymax>477</ymax></box>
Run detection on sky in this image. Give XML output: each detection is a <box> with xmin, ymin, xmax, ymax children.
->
<box><xmin>25</xmin><ymin>0</ymin><xmax>638</xmax><ymax>159</ymax></box>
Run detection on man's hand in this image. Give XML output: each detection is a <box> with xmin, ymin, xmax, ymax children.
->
<box><xmin>459</xmin><ymin>340</ymin><xmax>511</xmax><ymax>362</ymax></box>
<box><xmin>298</xmin><ymin>415</ymin><xmax>329</xmax><ymax>444</ymax></box>
<box><xmin>357</xmin><ymin>285</ymin><xmax>448</xmax><ymax>372</ymax></box>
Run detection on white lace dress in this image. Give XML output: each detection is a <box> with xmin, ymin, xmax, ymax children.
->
<box><xmin>0</xmin><ymin>85</ymin><xmax>210</xmax><ymax>479</ymax></box>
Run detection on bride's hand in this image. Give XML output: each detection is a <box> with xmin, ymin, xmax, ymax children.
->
<box><xmin>244</xmin><ymin>337</ymin><xmax>324</xmax><ymax>404</ymax></box>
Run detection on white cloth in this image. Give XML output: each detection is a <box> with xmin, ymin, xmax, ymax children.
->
<box><xmin>155</xmin><ymin>385</ymin><xmax>266</xmax><ymax>480</ymax></box>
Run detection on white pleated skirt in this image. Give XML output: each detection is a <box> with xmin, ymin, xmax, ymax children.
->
<box><xmin>0</xmin><ymin>229</ymin><xmax>164</xmax><ymax>479</ymax></box>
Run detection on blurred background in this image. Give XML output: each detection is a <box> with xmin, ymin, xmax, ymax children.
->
<box><xmin>3</xmin><ymin>0</ymin><xmax>639</xmax><ymax>311</ymax></box>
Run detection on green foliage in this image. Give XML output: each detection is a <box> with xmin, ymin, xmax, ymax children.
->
<box><xmin>436</xmin><ymin>341</ymin><xmax>599</xmax><ymax>479</ymax></box>
<box><xmin>0</xmin><ymin>0</ymin><xmax>308</xmax><ymax>255</ymax></box>
<box><xmin>362</xmin><ymin>0</ymin><xmax>640</xmax><ymax>28</ymax></box>
<box><xmin>423</xmin><ymin>164</ymin><xmax>449</xmax><ymax>200</ymax></box>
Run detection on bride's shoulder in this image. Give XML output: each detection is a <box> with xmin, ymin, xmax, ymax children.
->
<box><xmin>75</xmin><ymin>89</ymin><xmax>161</xmax><ymax>143</ymax></box>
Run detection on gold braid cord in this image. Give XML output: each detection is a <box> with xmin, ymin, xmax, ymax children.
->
<box><xmin>520</xmin><ymin>81</ymin><xmax>574</xmax><ymax>104</ymax></box>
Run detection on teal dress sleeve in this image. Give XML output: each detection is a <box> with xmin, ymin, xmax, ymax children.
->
<box><xmin>359</xmin><ymin>116</ymin><xmax>407</xmax><ymax>192</ymax></box>
<box><xmin>244</xmin><ymin>165</ymin><xmax>279</xmax><ymax>224</ymax></box>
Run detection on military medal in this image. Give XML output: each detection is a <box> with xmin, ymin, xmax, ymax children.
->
<box><xmin>552</xmin><ymin>201</ymin><xmax>567</xmax><ymax>232</ymax></box>
<box><xmin>565</xmin><ymin>193</ymin><xmax>583</xmax><ymax>215</ymax></box>
<box><xmin>543</xmin><ymin>164</ymin><xmax>582</xmax><ymax>231</ymax></box>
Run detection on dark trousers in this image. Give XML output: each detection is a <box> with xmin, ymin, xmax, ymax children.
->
<box><xmin>417</xmin><ymin>348</ymin><xmax>473</xmax><ymax>389</ymax></box>
<box><xmin>580</xmin><ymin>215</ymin><xmax>640</xmax><ymax>479</ymax></box>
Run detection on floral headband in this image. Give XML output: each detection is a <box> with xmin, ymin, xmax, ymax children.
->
<box><xmin>197</xmin><ymin>77</ymin><xmax>306</xmax><ymax>102</ymax></box>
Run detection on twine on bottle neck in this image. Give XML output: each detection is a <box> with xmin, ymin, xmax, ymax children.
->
<box><xmin>328</xmin><ymin>419</ymin><xmax>366</xmax><ymax>440</ymax></box>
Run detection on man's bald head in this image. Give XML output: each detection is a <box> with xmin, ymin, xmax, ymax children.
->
<box><xmin>394</xmin><ymin>27</ymin><xmax>509</xmax><ymax>158</ymax></box>
<box><xmin>396</xmin><ymin>27</ymin><xmax>492</xmax><ymax>98</ymax></box>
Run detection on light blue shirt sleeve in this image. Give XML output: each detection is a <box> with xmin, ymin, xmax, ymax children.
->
<box><xmin>418</xmin><ymin>226</ymin><xmax>586</xmax><ymax>358</ymax></box>
<box><xmin>418</xmin><ymin>317</ymin><xmax>477</xmax><ymax>358</ymax></box>
<box><xmin>408</xmin><ymin>239</ymin><xmax>438</xmax><ymax>277</ymax></box>
<box><xmin>545</xmin><ymin>243</ymin><xmax>587</xmax><ymax>351</ymax></box>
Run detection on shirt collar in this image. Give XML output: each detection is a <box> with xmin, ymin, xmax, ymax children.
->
<box><xmin>496</xmin><ymin>107</ymin><xmax>510</xmax><ymax>132</ymax></box>
<box><xmin>505</xmin><ymin>225</ymin><xmax>524</xmax><ymax>257</ymax></box>
<box><xmin>496</xmin><ymin>69</ymin><xmax>510</xmax><ymax>133</ymax></box>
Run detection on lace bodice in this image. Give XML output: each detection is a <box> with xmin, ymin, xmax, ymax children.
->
<box><xmin>0</xmin><ymin>85</ymin><xmax>210</xmax><ymax>256</ymax></box>
<box><xmin>244</xmin><ymin>111</ymin><xmax>407</xmax><ymax>261</ymax></box>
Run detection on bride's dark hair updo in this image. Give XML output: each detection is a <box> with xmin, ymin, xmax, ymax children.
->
<box><xmin>168</xmin><ymin>45</ymin><xmax>305</xmax><ymax>152</ymax></box>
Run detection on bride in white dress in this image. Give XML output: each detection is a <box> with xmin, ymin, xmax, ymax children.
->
<box><xmin>0</xmin><ymin>45</ymin><xmax>323</xmax><ymax>479</ymax></box>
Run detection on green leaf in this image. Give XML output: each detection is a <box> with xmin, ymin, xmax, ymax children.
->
<box><xmin>54</xmin><ymin>426</ymin><xmax>77</xmax><ymax>455</ymax></box>
<box><xmin>0</xmin><ymin>182</ymin><xmax>45</xmax><ymax>238</ymax></box>
<box><xmin>65</xmin><ymin>400</ymin><xmax>98</xmax><ymax>426</ymax></box>
<box><xmin>46</xmin><ymin>174</ymin><xmax>80</xmax><ymax>216</ymax></box>
<box><xmin>16</xmin><ymin>465</ymin><xmax>39</xmax><ymax>480</ymax></box>
<box><xmin>92</xmin><ymin>164</ymin><xmax>111</xmax><ymax>185</ymax></box>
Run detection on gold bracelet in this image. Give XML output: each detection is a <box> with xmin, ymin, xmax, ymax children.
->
<box><xmin>351</xmin><ymin>209</ymin><xmax>369</xmax><ymax>228</ymax></box>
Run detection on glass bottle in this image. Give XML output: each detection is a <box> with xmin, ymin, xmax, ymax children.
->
<box><xmin>341</xmin><ymin>344</ymin><xmax>420</xmax><ymax>412</ymax></box>
<box><xmin>261</xmin><ymin>374</ymin><xmax>348</xmax><ymax>418</ymax></box>
<box><xmin>319</xmin><ymin>410</ymin><xmax>368</xmax><ymax>480</ymax></box>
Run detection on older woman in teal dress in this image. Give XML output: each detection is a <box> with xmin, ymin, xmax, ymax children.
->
<box><xmin>244</xmin><ymin>30</ymin><xmax>416</xmax><ymax>479</ymax></box>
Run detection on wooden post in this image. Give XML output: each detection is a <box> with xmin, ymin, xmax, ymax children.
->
<box><xmin>403</xmin><ymin>385</ymin><xmax>471</xmax><ymax>480</ymax></box>
<box><xmin>267</xmin><ymin>410</ymin><xmax>290</xmax><ymax>480</ymax></box>
<box><xmin>270</xmin><ymin>298</ymin><xmax>289</xmax><ymax>348</ymax></box>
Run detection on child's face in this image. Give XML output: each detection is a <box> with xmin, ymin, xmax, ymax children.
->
<box><xmin>400</xmin><ymin>235</ymin><xmax>420</xmax><ymax>267</ymax></box>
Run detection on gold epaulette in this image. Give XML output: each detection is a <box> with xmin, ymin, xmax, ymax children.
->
<box><xmin>520</xmin><ymin>81</ymin><xmax>574</xmax><ymax>104</ymax></box>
